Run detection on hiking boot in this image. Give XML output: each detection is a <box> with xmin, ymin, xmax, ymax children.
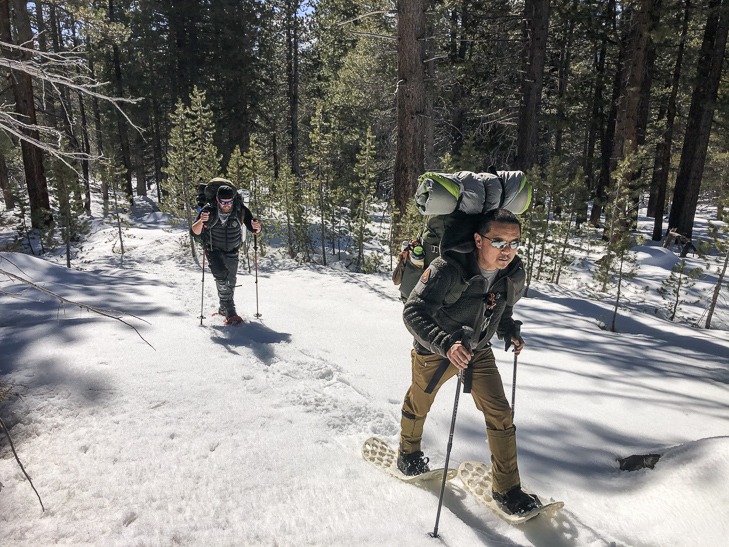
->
<box><xmin>397</xmin><ymin>450</ymin><xmax>430</xmax><ymax>476</ymax></box>
<box><xmin>224</xmin><ymin>314</ymin><xmax>243</xmax><ymax>325</ymax></box>
<box><xmin>492</xmin><ymin>486</ymin><xmax>542</xmax><ymax>515</ymax></box>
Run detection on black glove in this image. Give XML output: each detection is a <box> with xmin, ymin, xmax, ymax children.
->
<box><xmin>505</xmin><ymin>320</ymin><xmax>523</xmax><ymax>351</ymax></box>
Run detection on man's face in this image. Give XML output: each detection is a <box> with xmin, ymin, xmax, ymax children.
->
<box><xmin>217</xmin><ymin>198</ymin><xmax>234</xmax><ymax>213</ymax></box>
<box><xmin>474</xmin><ymin>221</ymin><xmax>521</xmax><ymax>270</ymax></box>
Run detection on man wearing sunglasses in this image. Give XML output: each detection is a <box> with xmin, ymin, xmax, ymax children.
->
<box><xmin>191</xmin><ymin>183</ymin><xmax>261</xmax><ymax>324</ymax></box>
<box><xmin>398</xmin><ymin>208</ymin><xmax>540</xmax><ymax>516</ymax></box>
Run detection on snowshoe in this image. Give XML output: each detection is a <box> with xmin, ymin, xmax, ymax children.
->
<box><xmin>362</xmin><ymin>437</ymin><xmax>455</xmax><ymax>484</ymax></box>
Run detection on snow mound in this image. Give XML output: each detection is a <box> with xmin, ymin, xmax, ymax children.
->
<box><xmin>609</xmin><ymin>437</ymin><xmax>729</xmax><ymax>546</ymax></box>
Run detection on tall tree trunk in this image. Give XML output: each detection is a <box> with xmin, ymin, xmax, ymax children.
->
<box><xmin>134</xmin><ymin>136</ymin><xmax>147</xmax><ymax>196</ymax></box>
<box><xmin>554</xmin><ymin>1</ymin><xmax>576</xmax><ymax>157</ymax></box>
<box><xmin>70</xmin><ymin>17</ymin><xmax>92</xmax><ymax>212</ymax></box>
<box><xmin>609</xmin><ymin>0</ymin><xmax>653</xmax><ymax>172</ymax></box>
<box><xmin>591</xmin><ymin>40</ymin><xmax>621</xmax><ymax>228</ymax></box>
<box><xmin>85</xmin><ymin>35</ymin><xmax>109</xmax><ymax>210</ymax></box>
<box><xmin>0</xmin><ymin>150</ymin><xmax>14</xmax><ymax>209</ymax></box>
<box><xmin>0</xmin><ymin>0</ymin><xmax>52</xmax><ymax>228</ymax></box>
<box><xmin>286</xmin><ymin>0</ymin><xmax>301</xmax><ymax>177</ymax></box>
<box><xmin>151</xmin><ymin>99</ymin><xmax>164</xmax><ymax>203</ymax></box>
<box><xmin>583</xmin><ymin>22</ymin><xmax>609</xmax><ymax>226</ymax></box>
<box><xmin>599</xmin><ymin>0</ymin><xmax>653</xmax><ymax>238</ymax></box>
<box><xmin>668</xmin><ymin>0</ymin><xmax>729</xmax><ymax>238</ymax></box>
<box><xmin>650</xmin><ymin>0</ymin><xmax>690</xmax><ymax>240</ymax></box>
<box><xmin>394</xmin><ymin>0</ymin><xmax>427</xmax><ymax>222</ymax></box>
<box><xmin>514</xmin><ymin>0</ymin><xmax>550</xmax><ymax>171</ymax></box>
<box><xmin>109</xmin><ymin>0</ymin><xmax>133</xmax><ymax>199</ymax></box>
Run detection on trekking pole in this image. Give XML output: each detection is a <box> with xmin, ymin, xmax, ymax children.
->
<box><xmin>507</xmin><ymin>320</ymin><xmax>523</xmax><ymax>420</ymax></box>
<box><xmin>430</xmin><ymin>327</ymin><xmax>473</xmax><ymax>539</ymax></box>
<box><xmin>253</xmin><ymin>233</ymin><xmax>261</xmax><ymax>318</ymax></box>
<box><xmin>199</xmin><ymin>249</ymin><xmax>206</xmax><ymax>326</ymax></box>
<box><xmin>511</xmin><ymin>352</ymin><xmax>518</xmax><ymax>420</ymax></box>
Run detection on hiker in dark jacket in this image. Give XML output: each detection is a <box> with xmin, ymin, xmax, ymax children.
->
<box><xmin>398</xmin><ymin>208</ymin><xmax>540</xmax><ymax>516</ymax></box>
<box><xmin>191</xmin><ymin>183</ymin><xmax>261</xmax><ymax>322</ymax></box>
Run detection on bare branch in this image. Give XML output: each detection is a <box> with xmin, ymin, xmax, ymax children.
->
<box><xmin>0</xmin><ymin>268</ymin><xmax>156</xmax><ymax>350</ymax></box>
<box><xmin>336</xmin><ymin>10</ymin><xmax>396</xmax><ymax>26</ymax></box>
<box><xmin>0</xmin><ymin>416</ymin><xmax>45</xmax><ymax>512</ymax></box>
<box><xmin>0</xmin><ymin>37</ymin><xmax>144</xmax><ymax>157</ymax></box>
<box><xmin>349</xmin><ymin>31</ymin><xmax>397</xmax><ymax>41</ymax></box>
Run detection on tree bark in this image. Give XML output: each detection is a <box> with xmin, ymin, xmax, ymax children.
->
<box><xmin>583</xmin><ymin>11</ymin><xmax>610</xmax><ymax>226</ymax></box>
<box><xmin>0</xmin><ymin>0</ymin><xmax>51</xmax><ymax>228</ymax></box>
<box><xmin>109</xmin><ymin>0</ymin><xmax>133</xmax><ymax>199</ymax></box>
<box><xmin>394</xmin><ymin>0</ymin><xmax>427</xmax><ymax>221</ymax></box>
<box><xmin>610</xmin><ymin>0</ymin><xmax>653</xmax><ymax>170</ymax></box>
<box><xmin>668</xmin><ymin>0</ymin><xmax>729</xmax><ymax>238</ymax></box>
<box><xmin>514</xmin><ymin>0</ymin><xmax>550</xmax><ymax>171</ymax></box>
<box><xmin>286</xmin><ymin>0</ymin><xmax>301</xmax><ymax>177</ymax></box>
<box><xmin>591</xmin><ymin>37</ymin><xmax>621</xmax><ymax>228</ymax></box>
<box><xmin>650</xmin><ymin>0</ymin><xmax>690</xmax><ymax>240</ymax></box>
<box><xmin>0</xmin><ymin>150</ymin><xmax>14</xmax><ymax>209</ymax></box>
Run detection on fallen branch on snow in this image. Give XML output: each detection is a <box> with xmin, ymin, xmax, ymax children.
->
<box><xmin>0</xmin><ymin>416</ymin><xmax>45</xmax><ymax>512</ymax></box>
<box><xmin>0</xmin><ymin>267</ymin><xmax>155</xmax><ymax>350</ymax></box>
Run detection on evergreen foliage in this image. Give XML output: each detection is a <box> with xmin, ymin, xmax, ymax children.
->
<box><xmin>353</xmin><ymin>127</ymin><xmax>377</xmax><ymax>272</ymax></box>
<box><xmin>161</xmin><ymin>87</ymin><xmax>221</xmax><ymax>262</ymax></box>
<box><xmin>703</xmin><ymin>222</ymin><xmax>729</xmax><ymax>329</ymax></box>
<box><xmin>658</xmin><ymin>259</ymin><xmax>704</xmax><ymax>322</ymax></box>
<box><xmin>50</xmin><ymin>159</ymin><xmax>89</xmax><ymax>268</ymax></box>
<box><xmin>594</xmin><ymin>153</ymin><xmax>644</xmax><ymax>331</ymax></box>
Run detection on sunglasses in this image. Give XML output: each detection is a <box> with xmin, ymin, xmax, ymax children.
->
<box><xmin>217</xmin><ymin>199</ymin><xmax>234</xmax><ymax>206</ymax></box>
<box><xmin>479</xmin><ymin>234</ymin><xmax>520</xmax><ymax>249</ymax></box>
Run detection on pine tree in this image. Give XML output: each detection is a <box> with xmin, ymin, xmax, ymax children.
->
<box><xmin>594</xmin><ymin>153</ymin><xmax>643</xmax><ymax>331</ymax></box>
<box><xmin>551</xmin><ymin>167</ymin><xmax>586</xmax><ymax>285</ymax></box>
<box><xmin>658</xmin><ymin>259</ymin><xmax>704</xmax><ymax>322</ymax></box>
<box><xmin>162</xmin><ymin>88</ymin><xmax>221</xmax><ymax>263</ymax></box>
<box><xmin>522</xmin><ymin>166</ymin><xmax>548</xmax><ymax>295</ymax></box>
<box><xmin>304</xmin><ymin>103</ymin><xmax>333</xmax><ymax>265</ymax></box>
<box><xmin>704</xmin><ymin>222</ymin><xmax>729</xmax><ymax>329</ymax></box>
<box><xmin>244</xmin><ymin>139</ymin><xmax>273</xmax><ymax>255</ymax></box>
<box><xmin>51</xmin><ymin>158</ymin><xmax>89</xmax><ymax>268</ymax></box>
<box><xmin>353</xmin><ymin>127</ymin><xmax>377</xmax><ymax>272</ymax></box>
<box><xmin>187</xmin><ymin>86</ymin><xmax>221</xmax><ymax>186</ymax></box>
<box><xmin>100</xmin><ymin>157</ymin><xmax>128</xmax><ymax>258</ymax></box>
<box><xmin>161</xmin><ymin>100</ymin><xmax>194</xmax><ymax>218</ymax></box>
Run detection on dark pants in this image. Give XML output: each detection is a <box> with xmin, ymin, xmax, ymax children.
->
<box><xmin>400</xmin><ymin>348</ymin><xmax>520</xmax><ymax>493</ymax></box>
<box><xmin>206</xmin><ymin>248</ymin><xmax>239</xmax><ymax>314</ymax></box>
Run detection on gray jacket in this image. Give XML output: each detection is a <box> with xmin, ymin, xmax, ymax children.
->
<box><xmin>403</xmin><ymin>243</ymin><xmax>525</xmax><ymax>357</ymax></box>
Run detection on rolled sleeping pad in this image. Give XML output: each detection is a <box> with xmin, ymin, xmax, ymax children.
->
<box><xmin>415</xmin><ymin>170</ymin><xmax>532</xmax><ymax>216</ymax></box>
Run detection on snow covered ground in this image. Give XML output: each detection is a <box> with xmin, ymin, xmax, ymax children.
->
<box><xmin>1</xmin><ymin>196</ymin><xmax>728</xmax><ymax>546</ymax></box>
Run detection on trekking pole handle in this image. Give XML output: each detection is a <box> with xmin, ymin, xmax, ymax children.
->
<box><xmin>460</xmin><ymin>326</ymin><xmax>474</xmax><ymax>351</ymax></box>
<box><xmin>505</xmin><ymin>320</ymin><xmax>523</xmax><ymax>351</ymax></box>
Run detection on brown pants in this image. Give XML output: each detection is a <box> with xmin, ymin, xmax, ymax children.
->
<box><xmin>400</xmin><ymin>348</ymin><xmax>520</xmax><ymax>493</ymax></box>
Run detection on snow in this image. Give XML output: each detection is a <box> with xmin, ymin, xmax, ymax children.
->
<box><xmin>1</xmin><ymin>197</ymin><xmax>728</xmax><ymax>547</ymax></box>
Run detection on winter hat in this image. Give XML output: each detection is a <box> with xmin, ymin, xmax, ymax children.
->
<box><xmin>217</xmin><ymin>185</ymin><xmax>236</xmax><ymax>201</ymax></box>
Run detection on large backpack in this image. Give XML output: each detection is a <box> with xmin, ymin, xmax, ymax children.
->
<box><xmin>195</xmin><ymin>177</ymin><xmax>252</xmax><ymax>242</ymax></box>
<box><xmin>395</xmin><ymin>168</ymin><xmax>532</xmax><ymax>301</ymax></box>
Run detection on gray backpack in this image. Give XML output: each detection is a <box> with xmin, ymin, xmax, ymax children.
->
<box><xmin>396</xmin><ymin>168</ymin><xmax>532</xmax><ymax>301</ymax></box>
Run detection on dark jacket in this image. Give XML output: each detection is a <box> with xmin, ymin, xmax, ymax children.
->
<box><xmin>403</xmin><ymin>239</ymin><xmax>525</xmax><ymax>357</ymax></box>
<box><xmin>195</xmin><ymin>205</ymin><xmax>255</xmax><ymax>252</ymax></box>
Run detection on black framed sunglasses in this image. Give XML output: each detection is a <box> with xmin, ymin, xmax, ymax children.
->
<box><xmin>217</xmin><ymin>198</ymin><xmax>234</xmax><ymax>206</ymax></box>
<box><xmin>479</xmin><ymin>234</ymin><xmax>520</xmax><ymax>249</ymax></box>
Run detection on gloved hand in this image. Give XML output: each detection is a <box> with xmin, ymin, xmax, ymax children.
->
<box><xmin>505</xmin><ymin>320</ymin><xmax>523</xmax><ymax>352</ymax></box>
